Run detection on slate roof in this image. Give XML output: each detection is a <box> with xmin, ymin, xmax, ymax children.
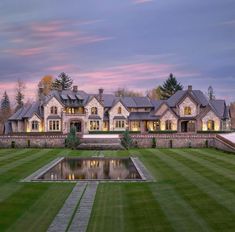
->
<box><xmin>167</xmin><ymin>90</ymin><xmax>208</xmax><ymax>107</ymax></box>
<box><xmin>7</xmin><ymin>88</ymin><xmax>229</xmax><ymax>122</ymax></box>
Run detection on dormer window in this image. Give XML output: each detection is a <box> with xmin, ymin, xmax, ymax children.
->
<box><xmin>184</xmin><ymin>107</ymin><xmax>191</xmax><ymax>115</ymax></box>
<box><xmin>117</xmin><ymin>106</ymin><xmax>122</xmax><ymax>114</ymax></box>
<box><xmin>91</xmin><ymin>107</ymin><xmax>98</xmax><ymax>115</ymax></box>
<box><xmin>50</xmin><ymin>106</ymin><xmax>58</xmax><ymax>115</ymax></box>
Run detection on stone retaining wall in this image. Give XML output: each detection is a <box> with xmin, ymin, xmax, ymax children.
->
<box><xmin>0</xmin><ymin>135</ymin><xmax>66</xmax><ymax>148</ymax></box>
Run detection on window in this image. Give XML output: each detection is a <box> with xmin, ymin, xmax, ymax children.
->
<box><xmin>50</xmin><ymin>106</ymin><xmax>58</xmax><ymax>115</ymax></box>
<box><xmin>115</xmin><ymin>120</ymin><xmax>125</xmax><ymax>128</ymax></box>
<box><xmin>131</xmin><ymin>121</ymin><xmax>140</xmax><ymax>131</ymax></box>
<box><xmin>49</xmin><ymin>120</ymin><xmax>60</xmax><ymax>131</ymax></box>
<box><xmin>165</xmin><ymin>120</ymin><xmax>172</xmax><ymax>130</ymax></box>
<box><xmin>184</xmin><ymin>106</ymin><xmax>192</xmax><ymax>115</ymax></box>
<box><xmin>207</xmin><ymin>120</ymin><xmax>215</xmax><ymax>131</ymax></box>
<box><xmin>31</xmin><ymin>121</ymin><xmax>38</xmax><ymax>130</ymax></box>
<box><xmin>91</xmin><ymin>107</ymin><xmax>98</xmax><ymax>115</ymax></box>
<box><xmin>117</xmin><ymin>106</ymin><xmax>122</xmax><ymax>114</ymax></box>
<box><xmin>90</xmin><ymin>121</ymin><xmax>100</xmax><ymax>130</ymax></box>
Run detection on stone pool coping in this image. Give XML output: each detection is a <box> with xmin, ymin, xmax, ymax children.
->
<box><xmin>21</xmin><ymin>156</ymin><xmax>155</xmax><ymax>183</ymax></box>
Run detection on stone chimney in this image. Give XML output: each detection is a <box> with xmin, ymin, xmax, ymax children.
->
<box><xmin>73</xmin><ymin>85</ymin><xmax>78</xmax><ymax>92</ymax></box>
<box><xmin>98</xmin><ymin>88</ymin><xmax>104</xmax><ymax>103</ymax></box>
<box><xmin>188</xmin><ymin>85</ymin><xmax>192</xmax><ymax>92</ymax></box>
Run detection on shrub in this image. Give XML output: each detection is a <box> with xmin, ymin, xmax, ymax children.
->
<box><xmin>152</xmin><ymin>137</ymin><xmax>156</xmax><ymax>148</ymax></box>
<box><xmin>148</xmin><ymin>130</ymin><xmax>177</xmax><ymax>134</ymax></box>
<box><xmin>121</xmin><ymin>130</ymin><xmax>133</xmax><ymax>150</ymax></box>
<box><xmin>205</xmin><ymin>140</ymin><xmax>209</xmax><ymax>148</ymax></box>
<box><xmin>11</xmin><ymin>141</ymin><xmax>15</xmax><ymax>148</ymax></box>
<box><xmin>27</xmin><ymin>140</ymin><xmax>30</xmax><ymax>148</ymax></box>
<box><xmin>169</xmin><ymin>140</ymin><xmax>173</xmax><ymax>148</ymax></box>
<box><xmin>65</xmin><ymin>126</ymin><xmax>80</xmax><ymax>149</ymax></box>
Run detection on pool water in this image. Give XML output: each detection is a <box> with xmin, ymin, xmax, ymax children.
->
<box><xmin>38</xmin><ymin>157</ymin><xmax>142</xmax><ymax>181</ymax></box>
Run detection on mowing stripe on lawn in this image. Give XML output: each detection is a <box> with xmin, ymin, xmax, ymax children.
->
<box><xmin>135</xmin><ymin>150</ymin><xmax>211</xmax><ymax>232</ymax></box>
<box><xmin>172</xmin><ymin>149</ymin><xmax>235</xmax><ymax>181</ymax></box>
<box><xmin>191</xmin><ymin>148</ymin><xmax>235</xmax><ymax>165</ymax></box>
<box><xmin>146</xmin><ymin>149</ymin><xmax>235</xmax><ymax>231</ymax></box>
<box><xmin>0</xmin><ymin>150</ymin><xmax>70</xmax><ymax>203</ymax></box>
<box><xmin>0</xmin><ymin>149</ymin><xmax>15</xmax><ymax>156</ymax></box>
<box><xmin>149</xmin><ymin>183</ymin><xmax>211</xmax><ymax>232</ymax></box>
<box><xmin>167</xmin><ymin>150</ymin><xmax>235</xmax><ymax>194</ymax></box>
<box><xmin>0</xmin><ymin>149</ymin><xmax>31</xmax><ymax>162</ymax></box>
<box><xmin>0</xmin><ymin>149</ymin><xmax>52</xmax><ymax>175</ymax></box>
<box><xmin>6</xmin><ymin>183</ymin><xmax>74</xmax><ymax>232</ymax></box>
<box><xmin>158</xmin><ymin>150</ymin><xmax>235</xmax><ymax>214</ymax></box>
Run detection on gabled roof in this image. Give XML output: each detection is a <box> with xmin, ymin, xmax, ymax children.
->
<box><xmin>209</xmin><ymin>99</ymin><xmax>228</xmax><ymax>119</ymax></box>
<box><xmin>167</xmin><ymin>90</ymin><xmax>209</xmax><ymax>107</ymax></box>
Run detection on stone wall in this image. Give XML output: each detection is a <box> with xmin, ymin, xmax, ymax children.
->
<box><xmin>0</xmin><ymin>135</ymin><xmax>66</xmax><ymax>148</ymax></box>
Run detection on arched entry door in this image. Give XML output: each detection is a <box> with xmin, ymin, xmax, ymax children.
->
<box><xmin>70</xmin><ymin>121</ymin><xmax>82</xmax><ymax>133</ymax></box>
<box><xmin>181</xmin><ymin>120</ymin><xmax>195</xmax><ymax>133</ymax></box>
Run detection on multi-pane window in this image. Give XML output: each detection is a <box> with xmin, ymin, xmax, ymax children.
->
<box><xmin>31</xmin><ymin>121</ymin><xmax>38</xmax><ymax>130</ymax></box>
<box><xmin>90</xmin><ymin>121</ymin><xmax>100</xmax><ymax>130</ymax></box>
<box><xmin>91</xmin><ymin>107</ymin><xmax>98</xmax><ymax>115</ymax></box>
<box><xmin>184</xmin><ymin>107</ymin><xmax>192</xmax><ymax>115</ymax></box>
<box><xmin>115</xmin><ymin>120</ymin><xmax>125</xmax><ymax>128</ymax></box>
<box><xmin>50</xmin><ymin>106</ymin><xmax>58</xmax><ymax>114</ymax></box>
<box><xmin>131</xmin><ymin>121</ymin><xmax>140</xmax><ymax>131</ymax></box>
<box><xmin>165</xmin><ymin>120</ymin><xmax>172</xmax><ymax>130</ymax></box>
<box><xmin>49</xmin><ymin>120</ymin><xmax>60</xmax><ymax>131</ymax></box>
<box><xmin>207</xmin><ymin>120</ymin><xmax>215</xmax><ymax>131</ymax></box>
<box><xmin>117</xmin><ymin>106</ymin><xmax>122</xmax><ymax>114</ymax></box>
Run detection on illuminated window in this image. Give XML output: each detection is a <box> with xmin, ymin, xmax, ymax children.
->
<box><xmin>49</xmin><ymin>120</ymin><xmax>60</xmax><ymax>131</ymax></box>
<box><xmin>207</xmin><ymin>120</ymin><xmax>215</xmax><ymax>131</ymax></box>
<box><xmin>31</xmin><ymin>121</ymin><xmax>38</xmax><ymax>130</ymax></box>
<box><xmin>117</xmin><ymin>106</ymin><xmax>122</xmax><ymax>114</ymax></box>
<box><xmin>184</xmin><ymin>107</ymin><xmax>191</xmax><ymax>115</ymax></box>
<box><xmin>91</xmin><ymin>107</ymin><xmax>98</xmax><ymax>115</ymax></box>
<box><xmin>165</xmin><ymin>120</ymin><xmax>172</xmax><ymax>130</ymax></box>
<box><xmin>50</xmin><ymin>106</ymin><xmax>58</xmax><ymax>114</ymax></box>
<box><xmin>115</xmin><ymin>120</ymin><xmax>125</xmax><ymax>128</ymax></box>
<box><xmin>90</xmin><ymin>121</ymin><xmax>100</xmax><ymax>130</ymax></box>
<box><xmin>131</xmin><ymin>121</ymin><xmax>141</xmax><ymax>131</ymax></box>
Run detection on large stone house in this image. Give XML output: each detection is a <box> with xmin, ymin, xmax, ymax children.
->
<box><xmin>5</xmin><ymin>85</ymin><xmax>231</xmax><ymax>134</ymax></box>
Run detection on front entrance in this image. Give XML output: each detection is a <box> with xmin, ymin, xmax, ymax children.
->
<box><xmin>70</xmin><ymin>121</ymin><xmax>82</xmax><ymax>133</ymax></box>
<box><xmin>181</xmin><ymin>120</ymin><xmax>196</xmax><ymax>133</ymax></box>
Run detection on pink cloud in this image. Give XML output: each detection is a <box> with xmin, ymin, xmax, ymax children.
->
<box><xmin>133</xmin><ymin>0</ymin><xmax>153</xmax><ymax>4</ymax></box>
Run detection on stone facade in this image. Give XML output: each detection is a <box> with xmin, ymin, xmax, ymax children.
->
<box><xmin>201</xmin><ymin>110</ymin><xmax>220</xmax><ymax>131</ymax></box>
<box><xmin>160</xmin><ymin>110</ymin><xmax>178</xmax><ymax>130</ymax></box>
<box><xmin>179</xmin><ymin>96</ymin><xmax>197</xmax><ymax>117</ymax></box>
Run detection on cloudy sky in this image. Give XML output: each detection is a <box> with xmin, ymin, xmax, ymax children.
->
<box><xmin>0</xmin><ymin>0</ymin><xmax>235</xmax><ymax>102</ymax></box>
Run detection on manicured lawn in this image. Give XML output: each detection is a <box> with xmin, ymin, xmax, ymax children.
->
<box><xmin>0</xmin><ymin>148</ymin><xmax>235</xmax><ymax>232</ymax></box>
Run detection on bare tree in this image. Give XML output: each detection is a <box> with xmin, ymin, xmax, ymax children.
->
<box><xmin>114</xmin><ymin>88</ymin><xmax>143</xmax><ymax>97</ymax></box>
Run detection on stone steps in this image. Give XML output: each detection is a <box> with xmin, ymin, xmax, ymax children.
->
<box><xmin>78</xmin><ymin>143</ymin><xmax>124</xmax><ymax>150</ymax></box>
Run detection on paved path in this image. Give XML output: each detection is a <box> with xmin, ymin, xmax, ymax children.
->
<box><xmin>47</xmin><ymin>182</ymin><xmax>87</xmax><ymax>232</ymax></box>
<box><xmin>47</xmin><ymin>182</ymin><xmax>98</xmax><ymax>232</ymax></box>
<box><xmin>68</xmin><ymin>182</ymin><xmax>98</xmax><ymax>232</ymax></box>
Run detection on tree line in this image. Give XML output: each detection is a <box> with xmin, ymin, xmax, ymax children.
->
<box><xmin>1</xmin><ymin>71</ymin><xmax>232</xmax><ymax>133</ymax></box>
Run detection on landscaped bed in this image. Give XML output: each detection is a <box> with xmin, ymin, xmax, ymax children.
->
<box><xmin>0</xmin><ymin>148</ymin><xmax>235</xmax><ymax>231</ymax></box>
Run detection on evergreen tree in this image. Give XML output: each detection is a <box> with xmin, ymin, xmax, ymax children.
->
<box><xmin>208</xmin><ymin>86</ymin><xmax>215</xmax><ymax>100</ymax></box>
<box><xmin>15</xmin><ymin>79</ymin><xmax>25</xmax><ymax>112</ymax></box>
<box><xmin>65</xmin><ymin>126</ymin><xmax>80</xmax><ymax>149</ymax></box>
<box><xmin>1</xmin><ymin>91</ymin><xmax>11</xmax><ymax>114</ymax></box>
<box><xmin>160</xmin><ymin>73</ymin><xmax>183</xmax><ymax>99</ymax></box>
<box><xmin>121</xmin><ymin>130</ymin><xmax>133</xmax><ymax>150</ymax></box>
<box><xmin>52</xmin><ymin>72</ymin><xmax>73</xmax><ymax>90</ymax></box>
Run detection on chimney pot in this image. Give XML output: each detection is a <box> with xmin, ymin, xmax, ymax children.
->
<box><xmin>188</xmin><ymin>85</ymin><xmax>192</xmax><ymax>91</ymax></box>
<box><xmin>73</xmin><ymin>85</ymin><xmax>78</xmax><ymax>92</ymax></box>
<box><xmin>98</xmin><ymin>88</ymin><xmax>104</xmax><ymax>103</ymax></box>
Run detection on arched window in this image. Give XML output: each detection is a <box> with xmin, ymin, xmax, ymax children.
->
<box><xmin>165</xmin><ymin>120</ymin><xmax>172</xmax><ymax>130</ymax></box>
<box><xmin>91</xmin><ymin>107</ymin><xmax>98</xmax><ymax>115</ymax></box>
<box><xmin>184</xmin><ymin>106</ymin><xmax>192</xmax><ymax>115</ymax></box>
<box><xmin>31</xmin><ymin>121</ymin><xmax>39</xmax><ymax>130</ymax></box>
<box><xmin>50</xmin><ymin>106</ymin><xmax>58</xmax><ymax>114</ymax></box>
<box><xmin>117</xmin><ymin>106</ymin><xmax>122</xmax><ymax>114</ymax></box>
<box><xmin>207</xmin><ymin>120</ymin><xmax>215</xmax><ymax>131</ymax></box>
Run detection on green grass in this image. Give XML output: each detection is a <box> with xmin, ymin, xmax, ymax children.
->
<box><xmin>0</xmin><ymin>148</ymin><xmax>235</xmax><ymax>232</ymax></box>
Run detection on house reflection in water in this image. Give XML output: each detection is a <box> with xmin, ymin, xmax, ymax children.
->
<box><xmin>39</xmin><ymin>158</ymin><xmax>141</xmax><ymax>181</ymax></box>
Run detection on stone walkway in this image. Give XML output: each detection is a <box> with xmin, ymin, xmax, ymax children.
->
<box><xmin>68</xmin><ymin>182</ymin><xmax>98</xmax><ymax>232</ymax></box>
<box><xmin>131</xmin><ymin>157</ymin><xmax>155</xmax><ymax>181</ymax></box>
<box><xmin>47</xmin><ymin>182</ymin><xmax>87</xmax><ymax>232</ymax></box>
<box><xmin>47</xmin><ymin>182</ymin><xmax>98</xmax><ymax>232</ymax></box>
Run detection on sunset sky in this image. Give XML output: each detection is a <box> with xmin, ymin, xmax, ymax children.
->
<box><xmin>0</xmin><ymin>0</ymin><xmax>235</xmax><ymax>102</ymax></box>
